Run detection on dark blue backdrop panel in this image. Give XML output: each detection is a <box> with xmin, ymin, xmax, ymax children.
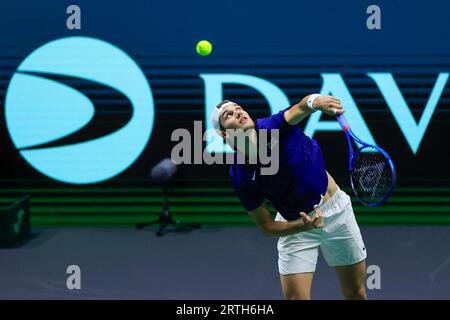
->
<box><xmin>0</xmin><ymin>0</ymin><xmax>448</xmax><ymax>185</ymax></box>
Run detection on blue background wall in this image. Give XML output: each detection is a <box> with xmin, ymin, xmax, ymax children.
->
<box><xmin>0</xmin><ymin>0</ymin><xmax>449</xmax><ymax>186</ymax></box>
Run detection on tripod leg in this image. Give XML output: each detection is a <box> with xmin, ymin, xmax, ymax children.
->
<box><xmin>156</xmin><ymin>220</ymin><xmax>169</xmax><ymax>237</ymax></box>
<box><xmin>136</xmin><ymin>220</ymin><xmax>162</xmax><ymax>229</ymax></box>
<box><xmin>136</xmin><ymin>209</ymin><xmax>171</xmax><ymax>230</ymax></box>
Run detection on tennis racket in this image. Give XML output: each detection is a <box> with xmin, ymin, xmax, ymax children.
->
<box><xmin>336</xmin><ymin>114</ymin><xmax>396</xmax><ymax>206</ymax></box>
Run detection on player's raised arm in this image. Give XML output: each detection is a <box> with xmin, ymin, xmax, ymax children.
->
<box><xmin>284</xmin><ymin>94</ymin><xmax>345</xmax><ymax>125</ymax></box>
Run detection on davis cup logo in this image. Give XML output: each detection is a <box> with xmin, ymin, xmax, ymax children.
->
<box><xmin>5</xmin><ymin>37</ymin><xmax>154</xmax><ymax>184</ymax></box>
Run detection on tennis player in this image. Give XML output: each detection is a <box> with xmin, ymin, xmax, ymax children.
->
<box><xmin>211</xmin><ymin>95</ymin><xmax>367</xmax><ymax>300</ymax></box>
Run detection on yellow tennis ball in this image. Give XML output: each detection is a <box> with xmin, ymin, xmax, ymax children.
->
<box><xmin>196</xmin><ymin>40</ymin><xmax>212</xmax><ymax>56</ymax></box>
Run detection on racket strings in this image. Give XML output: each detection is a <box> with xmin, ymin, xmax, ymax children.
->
<box><xmin>350</xmin><ymin>146</ymin><xmax>393</xmax><ymax>204</ymax></box>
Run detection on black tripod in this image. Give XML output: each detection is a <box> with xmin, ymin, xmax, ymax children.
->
<box><xmin>136</xmin><ymin>183</ymin><xmax>201</xmax><ymax>236</ymax></box>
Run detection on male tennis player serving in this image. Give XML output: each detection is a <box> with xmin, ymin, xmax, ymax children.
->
<box><xmin>211</xmin><ymin>95</ymin><xmax>367</xmax><ymax>300</ymax></box>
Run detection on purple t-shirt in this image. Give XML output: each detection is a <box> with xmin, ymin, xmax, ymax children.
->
<box><xmin>229</xmin><ymin>106</ymin><xmax>328</xmax><ymax>221</ymax></box>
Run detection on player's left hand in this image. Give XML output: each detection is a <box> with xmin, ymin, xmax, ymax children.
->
<box><xmin>299</xmin><ymin>206</ymin><xmax>324</xmax><ymax>229</ymax></box>
<box><xmin>313</xmin><ymin>95</ymin><xmax>345</xmax><ymax>115</ymax></box>
<box><xmin>311</xmin><ymin>206</ymin><xmax>324</xmax><ymax>228</ymax></box>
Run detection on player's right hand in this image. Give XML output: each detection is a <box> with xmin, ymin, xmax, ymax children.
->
<box><xmin>313</xmin><ymin>95</ymin><xmax>345</xmax><ymax>115</ymax></box>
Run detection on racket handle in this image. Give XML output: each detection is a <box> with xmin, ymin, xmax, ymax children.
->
<box><xmin>336</xmin><ymin>114</ymin><xmax>350</xmax><ymax>132</ymax></box>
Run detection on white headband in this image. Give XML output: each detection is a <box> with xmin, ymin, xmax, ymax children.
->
<box><xmin>211</xmin><ymin>101</ymin><xmax>236</xmax><ymax>135</ymax></box>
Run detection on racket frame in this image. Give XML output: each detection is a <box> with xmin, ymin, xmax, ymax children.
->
<box><xmin>336</xmin><ymin>114</ymin><xmax>397</xmax><ymax>206</ymax></box>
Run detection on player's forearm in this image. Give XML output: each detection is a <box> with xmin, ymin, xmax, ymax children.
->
<box><xmin>284</xmin><ymin>95</ymin><xmax>315</xmax><ymax>125</ymax></box>
<box><xmin>285</xmin><ymin>95</ymin><xmax>346</xmax><ymax>125</ymax></box>
<box><xmin>262</xmin><ymin>220</ymin><xmax>309</xmax><ymax>237</ymax></box>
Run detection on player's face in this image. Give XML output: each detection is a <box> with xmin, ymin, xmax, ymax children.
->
<box><xmin>220</xmin><ymin>103</ymin><xmax>255</xmax><ymax>131</ymax></box>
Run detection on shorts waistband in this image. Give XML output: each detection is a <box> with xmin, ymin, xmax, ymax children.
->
<box><xmin>316</xmin><ymin>187</ymin><xmax>348</xmax><ymax>214</ymax></box>
<box><xmin>275</xmin><ymin>187</ymin><xmax>349</xmax><ymax>222</ymax></box>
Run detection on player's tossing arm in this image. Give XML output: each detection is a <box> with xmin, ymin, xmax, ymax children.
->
<box><xmin>284</xmin><ymin>94</ymin><xmax>345</xmax><ymax>125</ymax></box>
<box><xmin>248</xmin><ymin>202</ymin><xmax>324</xmax><ymax>237</ymax></box>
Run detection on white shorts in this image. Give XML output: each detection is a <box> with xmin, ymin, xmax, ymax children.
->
<box><xmin>276</xmin><ymin>188</ymin><xmax>367</xmax><ymax>275</ymax></box>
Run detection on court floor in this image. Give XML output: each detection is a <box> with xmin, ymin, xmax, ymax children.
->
<box><xmin>0</xmin><ymin>226</ymin><xmax>449</xmax><ymax>299</ymax></box>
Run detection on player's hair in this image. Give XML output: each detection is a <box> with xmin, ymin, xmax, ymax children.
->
<box><xmin>216</xmin><ymin>100</ymin><xmax>231</xmax><ymax>109</ymax></box>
